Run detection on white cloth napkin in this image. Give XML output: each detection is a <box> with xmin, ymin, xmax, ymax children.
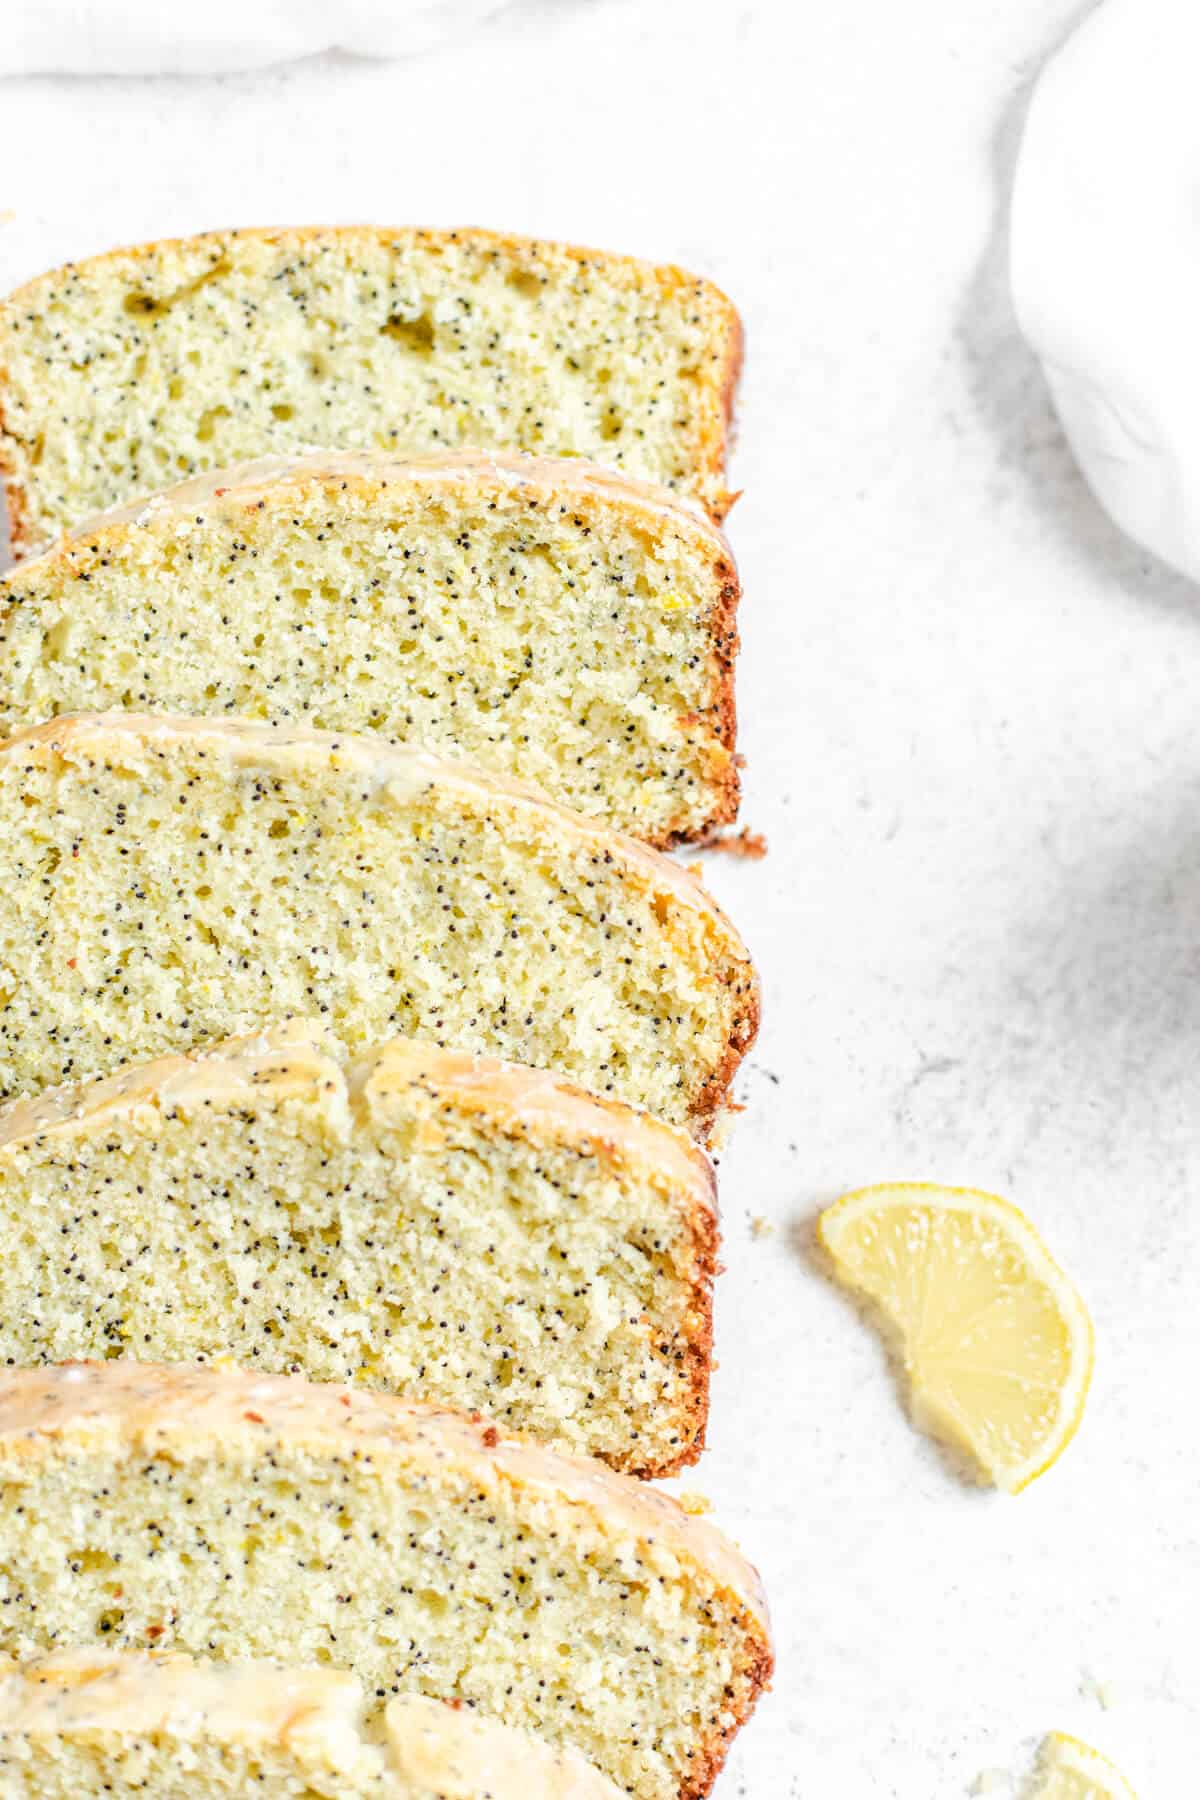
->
<box><xmin>0</xmin><ymin>0</ymin><xmax>512</xmax><ymax>76</ymax></box>
<box><xmin>1012</xmin><ymin>0</ymin><xmax>1200</xmax><ymax>582</ymax></box>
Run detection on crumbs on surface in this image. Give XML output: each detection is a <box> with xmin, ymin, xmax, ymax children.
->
<box><xmin>704</xmin><ymin>828</ymin><xmax>767</xmax><ymax>861</ymax></box>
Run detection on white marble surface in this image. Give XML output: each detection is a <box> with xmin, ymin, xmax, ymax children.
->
<box><xmin>1</xmin><ymin>1</ymin><xmax>1197</xmax><ymax>1793</ymax></box>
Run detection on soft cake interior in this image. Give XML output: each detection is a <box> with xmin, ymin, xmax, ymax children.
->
<box><xmin>0</xmin><ymin>229</ymin><xmax>736</xmax><ymax>540</ymax></box>
<box><xmin>0</xmin><ymin>1435</ymin><xmax>758</xmax><ymax>1800</ymax></box>
<box><xmin>0</xmin><ymin>724</ymin><xmax>754</xmax><ymax>1126</ymax></box>
<box><xmin>0</xmin><ymin>1033</ymin><xmax>713</xmax><ymax>1473</ymax></box>
<box><xmin>0</xmin><ymin>470</ymin><xmax>736</xmax><ymax>844</ymax></box>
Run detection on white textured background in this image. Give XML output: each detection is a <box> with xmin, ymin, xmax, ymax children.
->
<box><xmin>1</xmin><ymin>1</ymin><xmax>1197</xmax><ymax>1793</ymax></box>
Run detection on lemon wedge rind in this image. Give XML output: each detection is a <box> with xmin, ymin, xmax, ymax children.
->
<box><xmin>818</xmin><ymin>1182</ymin><xmax>1094</xmax><ymax>1494</ymax></box>
<box><xmin>1028</xmin><ymin>1730</ymin><xmax>1137</xmax><ymax>1799</ymax></box>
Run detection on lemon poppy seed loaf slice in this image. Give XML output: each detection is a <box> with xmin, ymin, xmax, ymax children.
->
<box><xmin>0</xmin><ymin>1364</ymin><xmax>773</xmax><ymax>1800</ymax></box>
<box><xmin>0</xmin><ymin>713</ymin><xmax>758</xmax><ymax>1131</ymax></box>
<box><xmin>0</xmin><ymin>225</ymin><xmax>742</xmax><ymax>551</ymax></box>
<box><xmin>0</xmin><ymin>1018</ymin><xmax>718</xmax><ymax>1475</ymax></box>
<box><xmin>0</xmin><ymin>1654</ymin><xmax>626</xmax><ymax>1799</ymax></box>
<box><xmin>0</xmin><ymin>449</ymin><xmax>740</xmax><ymax>846</ymax></box>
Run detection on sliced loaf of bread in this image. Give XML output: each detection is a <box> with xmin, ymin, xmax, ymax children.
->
<box><xmin>0</xmin><ymin>713</ymin><xmax>758</xmax><ymax>1133</ymax></box>
<box><xmin>0</xmin><ymin>1018</ymin><xmax>718</xmax><ymax>1475</ymax></box>
<box><xmin>0</xmin><ymin>1654</ymin><xmax>624</xmax><ymax>1799</ymax></box>
<box><xmin>0</xmin><ymin>226</ymin><xmax>742</xmax><ymax>550</ymax></box>
<box><xmin>0</xmin><ymin>450</ymin><xmax>739</xmax><ymax>846</ymax></box>
<box><xmin>0</xmin><ymin>1364</ymin><xmax>772</xmax><ymax>1800</ymax></box>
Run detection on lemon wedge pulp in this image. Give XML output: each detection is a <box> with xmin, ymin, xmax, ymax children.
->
<box><xmin>1028</xmin><ymin>1731</ymin><xmax>1136</xmax><ymax>1798</ymax></box>
<box><xmin>818</xmin><ymin>1183</ymin><xmax>1094</xmax><ymax>1492</ymax></box>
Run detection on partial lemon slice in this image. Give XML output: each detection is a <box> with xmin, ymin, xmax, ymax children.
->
<box><xmin>1028</xmin><ymin>1732</ymin><xmax>1136</xmax><ymax>1798</ymax></box>
<box><xmin>818</xmin><ymin>1183</ymin><xmax>1093</xmax><ymax>1492</ymax></box>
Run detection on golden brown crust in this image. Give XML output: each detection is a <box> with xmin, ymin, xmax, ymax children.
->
<box><xmin>674</xmin><ymin>550</ymin><xmax>742</xmax><ymax>851</ymax></box>
<box><xmin>671</xmin><ymin>292</ymin><xmax>743</xmax><ymax>829</ymax></box>
<box><xmin>680</xmin><ymin>1629</ymin><xmax>774</xmax><ymax>1800</ymax></box>
<box><xmin>669</xmin><ymin>1196</ymin><xmax>719</xmax><ymax>1473</ymax></box>
<box><xmin>703</xmin><ymin>301</ymin><xmax>745</xmax><ymax>525</ymax></box>
<box><xmin>0</xmin><ymin>225</ymin><xmax>743</xmax><ymax>543</ymax></box>
<box><xmin>690</xmin><ymin>987</ymin><xmax>761</xmax><ymax>1145</ymax></box>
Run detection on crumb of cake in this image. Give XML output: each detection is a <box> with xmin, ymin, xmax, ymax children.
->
<box><xmin>706</xmin><ymin>828</ymin><xmax>767</xmax><ymax>860</ymax></box>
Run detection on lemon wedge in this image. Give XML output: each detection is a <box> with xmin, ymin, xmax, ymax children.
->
<box><xmin>818</xmin><ymin>1183</ymin><xmax>1094</xmax><ymax>1492</ymax></box>
<box><xmin>1028</xmin><ymin>1732</ymin><xmax>1136</xmax><ymax>1798</ymax></box>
